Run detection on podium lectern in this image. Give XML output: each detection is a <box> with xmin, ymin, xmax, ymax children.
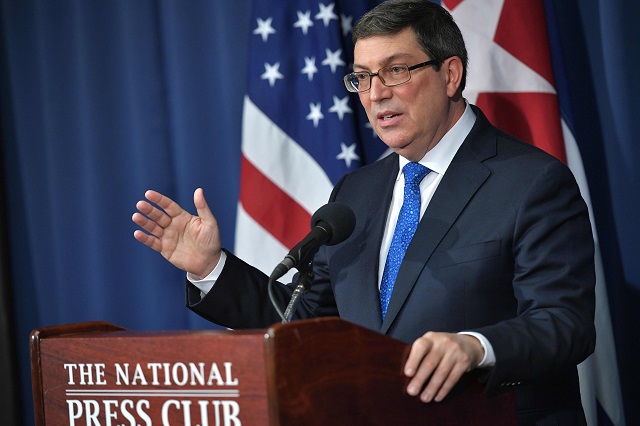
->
<box><xmin>31</xmin><ymin>317</ymin><xmax>516</xmax><ymax>425</ymax></box>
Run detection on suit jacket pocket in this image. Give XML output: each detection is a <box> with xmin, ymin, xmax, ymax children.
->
<box><xmin>429</xmin><ymin>240</ymin><xmax>502</xmax><ymax>270</ymax></box>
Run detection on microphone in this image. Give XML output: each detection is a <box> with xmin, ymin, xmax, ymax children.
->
<box><xmin>269</xmin><ymin>202</ymin><xmax>356</xmax><ymax>281</ymax></box>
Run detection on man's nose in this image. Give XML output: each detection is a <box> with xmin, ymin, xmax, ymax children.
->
<box><xmin>368</xmin><ymin>76</ymin><xmax>392</xmax><ymax>102</ymax></box>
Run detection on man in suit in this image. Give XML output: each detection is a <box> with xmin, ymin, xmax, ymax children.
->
<box><xmin>133</xmin><ymin>1</ymin><xmax>595</xmax><ymax>423</ymax></box>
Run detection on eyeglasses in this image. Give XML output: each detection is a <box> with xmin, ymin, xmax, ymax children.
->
<box><xmin>343</xmin><ymin>60</ymin><xmax>438</xmax><ymax>93</ymax></box>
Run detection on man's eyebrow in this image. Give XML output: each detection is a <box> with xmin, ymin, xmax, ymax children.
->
<box><xmin>353</xmin><ymin>53</ymin><xmax>415</xmax><ymax>71</ymax></box>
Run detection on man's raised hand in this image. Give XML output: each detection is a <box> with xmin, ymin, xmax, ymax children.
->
<box><xmin>132</xmin><ymin>188</ymin><xmax>222</xmax><ymax>279</ymax></box>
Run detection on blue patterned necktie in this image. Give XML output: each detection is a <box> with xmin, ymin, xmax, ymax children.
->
<box><xmin>380</xmin><ymin>162</ymin><xmax>430</xmax><ymax>320</ymax></box>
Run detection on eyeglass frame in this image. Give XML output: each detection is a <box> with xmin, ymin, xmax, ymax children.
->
<box><xmin>343</xmin><ymin>60</ymin><xmax>439</xmax><ymax>93</ymax></box>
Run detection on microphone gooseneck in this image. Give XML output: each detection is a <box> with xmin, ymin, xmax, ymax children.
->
<box><xmin>268</xmin><ymin>202</ymin><xmax>355</xmax><ymax>322</ymax></box>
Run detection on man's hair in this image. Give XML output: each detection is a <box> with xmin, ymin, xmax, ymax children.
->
<box><xmin>352</xmin><ymin>0</ymin><xmax>468</xmax><ymax>92</ymax></box>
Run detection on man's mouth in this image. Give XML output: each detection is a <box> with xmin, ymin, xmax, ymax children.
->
<box><xmin>377</xmin><ymin>112</ymin><xmax>402</xmax><ymax>126</ymax></box>
<box><xmin>381</xmin><ymin>114</ymin><xmax>399</xmax><ymax>120</ymax></box>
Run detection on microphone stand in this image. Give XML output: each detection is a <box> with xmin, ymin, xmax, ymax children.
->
<box><xmin>282</xmin><ymin>261</ymin><xmax>314</xmax><ymax>323</ymax></box>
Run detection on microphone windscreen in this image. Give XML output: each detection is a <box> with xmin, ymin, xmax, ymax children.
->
<box><xmin>310</xmin><ymin>202</ymin><xmax>356</xmax><ymax>246</ymax></box>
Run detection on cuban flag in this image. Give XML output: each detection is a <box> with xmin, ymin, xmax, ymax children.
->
<box><xmin>445</xmin><ymin>0</ymin><xmax>625</xmax><ymax>424</ymax></box>
<box><xmin>237</xmin><ymin>1</ymin><xmax>384</xmax><ymax>280</ymax></box>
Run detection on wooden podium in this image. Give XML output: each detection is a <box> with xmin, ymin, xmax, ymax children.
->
<box><xmin>31</xmin><ymin>318</ymin><xmax>516</xmax><ymax>425</ymax></box>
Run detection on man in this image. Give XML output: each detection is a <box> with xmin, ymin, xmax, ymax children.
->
<box><xmin>133</xmin><ymin>1</ymin><xmax>595</xmax><ymax>423</ymax></box>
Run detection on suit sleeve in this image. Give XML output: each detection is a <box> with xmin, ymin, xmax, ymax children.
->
<box><xmin>186</xmin><ymin>248</ymin><xmax>341</xmax><ymax>329</ymax></box>
<box><xmin>185</xmin><ymin>175</ymin><xmax>349</xmax><ymax>328</ymax></box>
<box><xmin>474</xmin><ymin>160</ymin><xmax>596</xmax><ymax>390</ymax></box>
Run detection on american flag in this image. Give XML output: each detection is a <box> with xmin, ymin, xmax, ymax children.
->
<box><xmin>446</xmin><ymin>0</ymin><xmax>624</xmax><ymax>424</ymax></box>
<box><xmin>236</xmin><ymin>1</ymin><xmax>383</xmax><ymax>280</ymax></box>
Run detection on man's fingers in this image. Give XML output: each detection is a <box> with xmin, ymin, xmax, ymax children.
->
<box><xmin>135</xmin><ymin>200</ymin><xmax>173</xmax><ymax>229</ymax></box>
<box><xmin>433</xmin><ymin>362</ymin><xmax>468</xmax><ymax>402</ymax></box>
<box><xmin>145</xmin><ymin>189</ymin><xmax>184</xmax><ymax>218</ymax></box>
<box><xmin>404</xmin><ymin>334</ymin><xmax>433</xmax><ymax>377</ymax></box>
<box><xmin>133</xmin><ymin>229</ymin><xmax>162</xmax><ymax>252</ymax></box>
<box><xmin>405</xmin><ymin>332</ymin><xmax>482</xmax><ymax>403</ymax></box>
<box><xmin>406</xmin><ymin>355</ymin><xmax>439</xmax><ymax>398</ymax></box>
<box><xmin>132</xmin><ymin>212</ymin><xmax>165</xmax><ymax>238</ymax></box>
<box><xmin>193</xmin><ymin>188</ymin><xmax>217</xmax><ymax>226</ymax></box>
<box><xmin>420</xmin><ymin>352</ymin><xmax>468</xmax><ymax>403</ymax></box>
<box><xmin>405</xmin><ymin>334</ymin><xmax>437</xmax><ymax>397</ymax></box>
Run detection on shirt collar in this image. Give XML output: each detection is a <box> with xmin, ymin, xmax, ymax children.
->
<box><xmin>398</xmin><ymin>101</ymin><xmax>476</xmax><ymax>178</ymax></box>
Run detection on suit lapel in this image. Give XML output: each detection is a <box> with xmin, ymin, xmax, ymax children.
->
<box><xmin>381</xmin><ymin>110</ymin><xmax>497</xmax><ymax>333</ymax></box>
<box><xmin>337</xmin><ymin>154</ymin><xmax>398</xmax><ymax>331</ymax></box>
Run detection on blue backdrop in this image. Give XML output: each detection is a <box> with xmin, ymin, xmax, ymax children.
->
<box><xmin>1</xmin><ymin>1</ymin><xmax>638</xmax><ymax>424</ymax></box>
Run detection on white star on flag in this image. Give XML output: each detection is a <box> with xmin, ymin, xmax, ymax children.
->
<box><xmin>301</xmin><ymin>57</ymin><xmax>318</xmax><ymax>81</ymax></box>
<box><xmin>321</xmin><ymin>48</ymin><xmax>345</xmax><ymax>74</ymax></box>
<box><xmin>253</xmin><ymin>17</ymin><xmax>276</xmax><ymax>42</ymax></box>
<box><xmin>294</xmin><ymin>10</ymin><xmax>314</xmax><ymax>35</ymax></box>
<box><xmin>315</xmin><ymin>3</ymin><xmax>338</xmax><ymax>27</ymax></box>
<box><xmin>261</xmin><ymin>62</ymin><xmax>283</xmax><ymax>87</ymax></box>
<box><xmin>328</xmin><ymin>95</ymin><xmax>353</xmax><ymax>120</ymax></box>
<box><xmin>306</xmin><ymin>102</ymin><xmax>324</xmax><ymax>127</ymax></box>
<box><xmin>341</xmin><ymin>14</ymin><xmax>353</xmax><ymax>37</ymax></box>
<box><xmin>336</xmin><ymin>142</ymin><xmax>360</xmax><ymax>167</ymax></box>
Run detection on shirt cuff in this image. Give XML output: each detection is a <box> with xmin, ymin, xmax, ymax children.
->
<box><xmin>458</xmin><ymin>331</ymin><xmax>496</xmax><ymax>368</ymax></box>
<box><xmin>186</xmin><ymin>251</ymin><xmax>228</xmax><ymax>296</ymax></box>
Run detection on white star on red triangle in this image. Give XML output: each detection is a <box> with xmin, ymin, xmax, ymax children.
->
<box><xmin>448</xmin><ymin>0</ymin><xmax>555</xmax><ymax>104</ymax></box>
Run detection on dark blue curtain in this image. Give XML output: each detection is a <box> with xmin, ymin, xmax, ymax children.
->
<box><xmin>1</xmin><ymin>0</ymin><xmax>638</xmax><ymax>424</ymax></box>
<box><xmin>0</xmin><ymin>1</ymin><xmax>250</xmax><ymax>423</ymax></box>
<box><xmin>574</xmin><ymin>2</ymin><xmax>640</xmax><ymax>424</ymax></box>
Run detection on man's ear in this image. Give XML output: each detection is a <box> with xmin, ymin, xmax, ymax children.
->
<box><xmin>444</xmin><ymin>56</ymin><xmax>463</xmax><ymax>98</ymax></box>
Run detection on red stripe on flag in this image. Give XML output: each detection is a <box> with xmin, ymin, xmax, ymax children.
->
<box><xmin>494</xmin><ymin>0</ymin><xmax>555</xmax><ymax>85</ymax></box>
<box><xmin>239</xmin><ymin>155</ymin><xmax>312</xmax><ymax>249</ymax></box>
<box><xmin>476</xmin><ymin>92</ymin><xmax>567</xmax><ymax>163</ymax></box>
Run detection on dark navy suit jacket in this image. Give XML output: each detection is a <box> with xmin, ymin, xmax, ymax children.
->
<box><xmin>188</xmin><ymin>106</ymin><xmax>596</xmax><ymax>424</ymax></box>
